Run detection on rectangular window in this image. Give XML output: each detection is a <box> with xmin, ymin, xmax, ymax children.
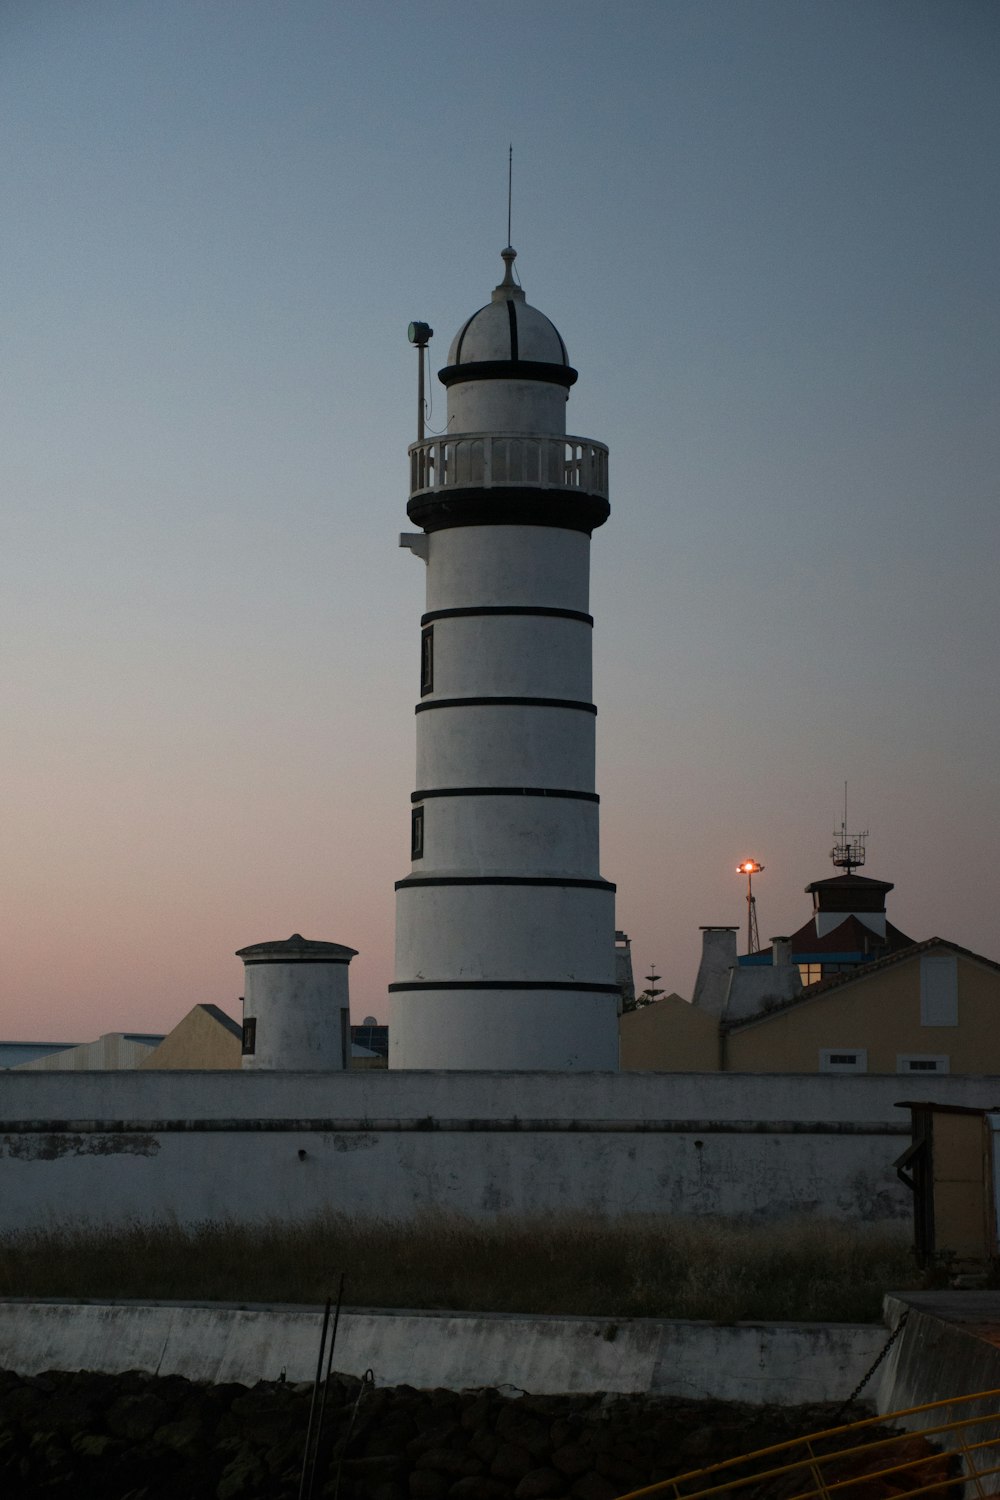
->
<box><xmin>241</xmin><ymin>1017</ymin><xmax>256</xmax><ymax>1056</ymax></box>
<box><xmin>411</xmin><ymin>805</ymin><xmax>424</xmax><ymax>860</ymax></box>
<box><xmin>897</xmin><ymin>1053</ymin><xmax>950</xmax><ymax>1074</ymax></box>
<box><xmin>920</xmin><ymin>955</ymin><xmax>958</xmax><ymax>1027</ymax></box>
<box><xmin>340</xmin><ymin>1007</ymin><xmax>350</xmax><ymax>1070</ymax></box>
<box><xmin>420</xmin><ymin>625</ymin><xmax>434</xmax><ymax>696</ymax></box>
<box><xmin>820</xmin><ymin>1048</ymin><xmax>867</xmax><ymax>1074</ymax></box>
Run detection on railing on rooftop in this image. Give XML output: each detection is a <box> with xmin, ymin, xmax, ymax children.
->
<box><xmin>408</xmin><ymin>433</ymin><xmax>609</xmax><ymax>500</ymax></box>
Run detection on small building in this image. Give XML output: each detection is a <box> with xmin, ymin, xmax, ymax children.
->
<box><xmin>12</xmin><ymin>1032</ymin><xmax>165</xmax><ymax>1070</ymax></box>
<box><xmin>725</xmin><ymin>937</ymin><xmax>1000</xmax><ymax>1077</ymax></box>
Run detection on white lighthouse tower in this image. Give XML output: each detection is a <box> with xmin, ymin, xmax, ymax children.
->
<box><xmin>390</xmin><ymin>247</ymin><xmax>618</xmax><ymax>1071</ymax></box>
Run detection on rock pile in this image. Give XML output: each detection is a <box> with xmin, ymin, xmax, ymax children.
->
<box><xmin>0</xmin><ymin>1367</ymin><xmax>907</xmax><ymax>1500</ymax></box>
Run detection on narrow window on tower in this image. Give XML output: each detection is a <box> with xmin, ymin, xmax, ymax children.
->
<box><xmin>242</xmin><ymin>1016</ymin><xmax>257</xmax><ymax>1056</ymax></box>
<box><xmin>411</xmin><ymin>805</ymin><xmax>425</xmax><ymax>860</ymax></box>
<box><xmin>420</xmin><ymin>625</ymin><xmax>434</xmax><ymax>696</ymax></box>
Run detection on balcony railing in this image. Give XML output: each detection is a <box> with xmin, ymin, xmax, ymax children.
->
<box><xmin>409</xmin><ymin>433</ymin><xmax>609</xmax><ymax>500</ymax></box>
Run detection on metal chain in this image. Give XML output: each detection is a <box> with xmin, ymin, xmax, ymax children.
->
<box><xmin>831</xmin><ymin>1308</ymin><xmax>910</xmax><ymax>1424</ymax></box>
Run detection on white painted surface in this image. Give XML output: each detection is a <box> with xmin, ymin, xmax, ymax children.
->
<box><xmin>4</xmin><ymin>1069</ymin><xmax>999</xmax><ymax>1229</ymax></box>
<box><xmin>415</xmin><ymin>704</ymin><xmax>596</xmax><ymax>790</ymax></box>
<box><xmin>815</xmin><ymin>911</ymin><xmax>887</xmax><ymax>939</ymax></box>
<box><xmin>394</xmin><ymin>885</ymin><xmax>615</xmax><ymax>981</ymax></box>
<box><xmin>241</xmin><ymin>962</ymin><xmax>350</xmax><ymax>1072</ymax></box>
<box><xmin>427</xmin><ymin>614</ymin><xmax>593</xmax><ymax>701</ymax></box>
<box><xmin>414</xmin><ymin>796</ymin><xmax>600</xmax><ymax>877</ymax></box>
<box><xmin>388</xmin><ymin>991</ymin><xmax>620</xmax><ymax>1072</ymax></box>
<box><xmin>0</xmin><ymin>1299</ymin><xmax>886</xmax><ymax>1403</ymax></box>
<box><xmin>723</xmin><ymin>963</ymin><xmax>803</xmax><ymax>1023</ymax></box>
<box><xmin>4</xmin><ymin>1066</ymin><xmax>994</xmax><ymax>1125</ymax></box>
<box><xmin>691</xmin><ymin>929</ymin><xmax>738</xmax><ymax>1017</ymax></box>
<box><xmin>425</xmin><ymin>529</ymin><xmax>590</xmax><ymax>613</ymax></box>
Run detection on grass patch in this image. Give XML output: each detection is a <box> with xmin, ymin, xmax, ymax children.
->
<box><xmin>0</xmin><ymin>1214</ymin><xmax>917</xmax><ymax>1322</ymax></box>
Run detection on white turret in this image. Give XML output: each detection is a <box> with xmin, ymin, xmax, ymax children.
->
<box><xmin>391</xmin><ymin>248</ymin><xmax>618</xmax><ymax>1070</ymax></box>
<box><xmin>237</xmin><ymin>934</ymin><xmax>356</xmax><ymax>1070</ymax></box>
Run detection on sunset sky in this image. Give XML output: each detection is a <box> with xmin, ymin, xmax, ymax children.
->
<box><xmin>2</xmin><ymin>1</ymin><xmax>997</xmax><ymax>1042</ymax></box>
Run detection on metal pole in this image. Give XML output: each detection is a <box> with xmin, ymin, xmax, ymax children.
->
<box><xmin>298</xmin><ymin>1296</ymin><xmax>332</xmax><ymax>1500</ymax></box>
<box><xmin>417</xmin><ymin>345</ymin><xmax>425</xmax><ymax>442</ymax></box>
<box><xmin>307</xmin><ymin>1272</ymin><xmax>347</xmax><ymax>1500</ymax></box>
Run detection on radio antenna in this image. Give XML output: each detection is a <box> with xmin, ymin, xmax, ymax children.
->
<box><xmin>506</xmin><ymin>144</ymin><xmax>513</xmax><ymax>248</ymax></box>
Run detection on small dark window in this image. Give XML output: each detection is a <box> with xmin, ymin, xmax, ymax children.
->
<box><xmin>420</xmin><ymin>625</ymin><xmax>434</xmax><ymax>696</ymax></box>
<box><xmin>411</xmin><ymin>805</ymin><xmax>424</xmax><ymax>860</ymax></box>
<box><xmin>242</xmin><ymin>1017</ymin><xmax>257</xmax><ymax>1056</ymax></box>
<box><xmin>909</xmin><ymin>1059</ymin><xmax>939</xmax><ymax>1071</ymax></box>
<box><xmin>829</xmin><ymin>1054</ymin><xmax>857</xmax><ymax>1066</ymax></box>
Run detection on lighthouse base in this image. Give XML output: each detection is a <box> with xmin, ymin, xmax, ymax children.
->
<box><xmin>388</xmin><ymin>989</ymin><xmax>619</xmax><ymax>1071</ymax></box>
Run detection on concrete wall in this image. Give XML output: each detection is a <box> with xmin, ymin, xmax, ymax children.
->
<box><xmin>0</xmin><ymin>1299</ymin><xmax>886</xmax><ymax>1403</ymax></box>
<box><xmin>2</xmin><ymin>1069</ymin><xmax>999</xmax><ymax>1232</ymax></box>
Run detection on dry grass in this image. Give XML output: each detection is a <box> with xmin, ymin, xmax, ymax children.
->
<box><xmin>0</xmin><ymin>1214</ymin><xmax>916</xmax><ymax>1322</ymax></box>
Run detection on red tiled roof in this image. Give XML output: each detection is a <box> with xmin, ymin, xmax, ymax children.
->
<box><xmin>758</xmin><ymin>913</ymin><xmax>915</xmax><ymax>958</ymax></box>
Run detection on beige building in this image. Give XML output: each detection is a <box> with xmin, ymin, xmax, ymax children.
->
<box><xmin>724</xmin><ymin>938</ymin><xmax>1000</xmax><ymax>1077</ymax></box>
<box><xmin>621</xmin><ymin>938</ymin><xmax>1000</xmax><ymax>1077</ymax></box>
<box><xmin>620</xmin><ymin>992</ymin><xmax>720</xmax><ymax>1071</ymax></box>
<box><xmin>139</xmin><ymin>1004</ymin><xmax>241</xmax><ymax>1070</ymax></box>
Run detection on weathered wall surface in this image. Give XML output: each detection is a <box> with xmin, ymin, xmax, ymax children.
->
<box><xmin>0</xmin><ymin>1299</ymin><xmax>886</xmax><ymax>1402</ymax></box>
<box><xmin>1</xmin><ymin>1070</ymin><xmax>998</xmax><ymax>1230</ymax></box>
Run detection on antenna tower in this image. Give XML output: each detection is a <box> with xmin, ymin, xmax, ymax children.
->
<box><xmin>736</xmin><ymin>860</ymin><xmax>764</xmax><ymax>954</ymax></box>
<box><xmin>831</xmin><ymin>782</ymin><xmax>868</xmax><ymax>874</ymax></box>
<box><xmin>506</xmin><ymin>144</ymin><xmax>513</xmax><ymax>247</ymax></box>
<box><xmin>640</xmin><ymin>966</ymin><xmax>665</xmax><ymax>1006</ymax></box>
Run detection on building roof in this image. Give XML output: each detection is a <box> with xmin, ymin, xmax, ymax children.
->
<box><xmin>805</xmin><ymin>873</ymin><xmax>895</xmax><ymax>896</ymax></box>
<box><xmin>235</xmin><ymin>933</ymin><xmax>358</xmax><ymax>963</ymax></box>
<box><xmin>198</xmin><ymin>1003</ymin><xmax>242</xmax><ymax>1039</ymax></box>
<box><xmin>724</xmin><ymin>937</ymin><xmax>1000</xmax><ymax>1033</ymax></box>
<box><xmin>794</xmin><ymin>912</ymin><xmax>915</xmax><ymax>955</ymax></box>
<box><xmin>442</xmin><ymin>248</ymin><xmax>576</xmax><ymax>384</ymax></box>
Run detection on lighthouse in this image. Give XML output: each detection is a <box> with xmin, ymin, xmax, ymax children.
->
<box><xmin>390</xmin><ymin>248</ymin><xmax>618</xmax><ymax>1070</ymax></box>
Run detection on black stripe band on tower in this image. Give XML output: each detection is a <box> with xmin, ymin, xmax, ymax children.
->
<box><xmin>411</xmin><ymin>787</ymin><xmax>599</xmax><ymax>803</ymax></box>
<box><xmin>421</xmin><ymin>606</ymin><xmax>593</xmax><ymax>626</ymax></box>
<box><xmin>439</xmin><ymin>359</ymin><xmax>578</xmax><ymax>389</ymax></box>
<box><xmin>407</xmin><ymin>488</ymin><xmax>609</xmax><ymax>536</ymax></box>
<box><xmin>415</xmin><ymin>696</ymin><xmax>596</xmax><ymax>715</ymax></box>
<box><xmin>395</xmin><ymin>876</ymin><xmax>616</xmax><ymax>891</ymax></box>
<box><xmin>241</xmin><ymin>957</ymin><xmax>354</xmax><ymax>967</ymax></box>
<box><xmin>388</xmin><ymin>981</ymin><xmax>621</xmax><ymax>993</ymax></box>
<box><xmin>506</xmin><ymin>299</ymin><xmax>519</xmax><ymax>361</ymax></box>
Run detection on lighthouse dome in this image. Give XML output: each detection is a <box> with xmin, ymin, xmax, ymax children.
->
<box><xmin>441</xmin><ymin>247</ymin><xmax>577</xmax><ymax>388</ymax></box>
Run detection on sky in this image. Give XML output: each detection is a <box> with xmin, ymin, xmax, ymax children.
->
<box><xmin>2</xmin><ymin>0</ymin><xmax>998</xmax><ymax>1041</ymax></box>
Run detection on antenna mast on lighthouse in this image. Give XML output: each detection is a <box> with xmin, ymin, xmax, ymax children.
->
<box><xmin>831</xmin><ymin>782</ymin><xmax>868</xmax><ymax>873</ymax></box>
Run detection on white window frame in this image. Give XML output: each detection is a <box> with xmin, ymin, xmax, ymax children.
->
<box><xmin>897</xmin><ymin>1053</ymin><xmax>950</xmax><ymax>1075</ymax></box>
<box><xmin>820</xmin><ymin>1048</ymin><xmax>868</xmax><ymax>1074</ymax></box>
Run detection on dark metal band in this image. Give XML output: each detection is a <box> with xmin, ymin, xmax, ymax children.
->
<box><xmin>421</xmin><ymin>606</ymin><xmax>593</xmax><ymax>626</ymax></box>
<box><xmin>410</xmin><ymin>787</ymin><xmax>599</xmax><ymax>803</ymax></box>
<box><xmin>395</xmin><ymin>875</ymin><xmax>615</xmax><ymax>891</ymax></box>
<box><xmin>388</xmin><ymin>980</ymin><xmax>620</xmax><ymax>993</ymax></box>
<box><xmin>415</xmin><ymin>696</ymin><xmax>596</xmax><ymax>715</ymax></box>
<box><xmin>407</xmin><ymin>488</ymin><xmax>609</xmax><ymax>536</ymax></box>
<box><xmin>438</xmin><ymin>358</ymin><xmax>578</xmax><ymax>389</ymax></box>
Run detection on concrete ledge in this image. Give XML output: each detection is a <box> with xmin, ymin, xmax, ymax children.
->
<box><xmin>878</xmin><ymin>1292</ymin><xmax>1000</xmax><ymax>1416</ymax></box>
<box><xmin>0</xmin><ymin>1299</ymin><xmax>885</xmax><ymax>1403</ymax></box>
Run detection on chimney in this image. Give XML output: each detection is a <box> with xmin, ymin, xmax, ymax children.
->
<box><xmin>691</xmin><ymin>927</ymin><xmax>738</xmax><ymax>1017</ymax></box>
<box><xmin>771</xmin><ymin>936</ymin><xmax>792</xmax><ymax>968</ymax></box>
